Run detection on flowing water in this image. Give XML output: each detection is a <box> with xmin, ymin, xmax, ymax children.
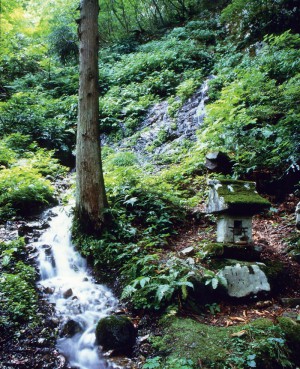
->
<box><xmin>35</xmin><ymin>205</ymin><xmax>118</xmax><ymax>369</ymax></box>
<box><xmin>194</xmin><ymin>78</ymin><xmax>210</xmax><ymax>126</ymax></box>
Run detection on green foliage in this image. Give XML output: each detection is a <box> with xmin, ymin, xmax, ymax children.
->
<box><xmin>168</xmin><ymin>77</ymin><xmax>202</xmax><ymax>118</ymax></box>
<box><xmin>23</xmin><ymin>148</ymin><xmax>69</xmax><ymax>177</ymax></box>
<box><xmin>0</xmin><ymin>133</ymin><xmax>66</xmax><ymax>221</ymax></box>
<box><xmin>216</xmin><ymin>322</ymin><xmax>292</xmax><ymax>369</ymax></box>
<box><xmin>48</xmin><ymin>25</ymin><xmax>78</xmax><ymax>63</ymax></box>
<box><xmin>0</xmin><ymin>238</ymin><xmax>27</xmax><ymax>269</ymax></box>
<box><xmin>121</xmin><ymin>256</ymin><xmax>195</xmax><ymax>310</ymax></box>
<box><xmin>0</xmin><ymin>166</ymin><xmax>55</xmax><ymax>220</ymax></box>
<box><xmin>0</xmin><ymin>142</ymin><xmax>17</xmax><ymax>167</ymax></box>
<box><xmin>201</xmin><ymin>32</ymin><xmax>300</xmax><ymax>177</ymax></box>
<box><xmin>2</xmin><ymin>133</ymin><xmax>37</xmax><ymax>155</ymax></box>
<box><xmin>73</xmin><ymin>150</ymin><xmax>211</xmax><ymax>310</ymax></box>
<box><xmin>0</xmin><ymin>273</ymin><xmax>38</xmax><ymax>327</ymax></box>
<box><xmin>221</xmin><ymin>0</ymin><xmax>300</xmax><ymax>46</ymax></box>
<box><xmin>0</xmin><ymin>92</ymin><xmax>76</xmax><ymax>158</ymax></box>
<box><xmin>98</xmin><ymin>17</ymin><xmax>217</xmax><ymax>138</ymax></box>
<box><xmin>97</xmin><ymin>0</ymin><xmax>224</xmax><ymax>43</ymax></box>
<box><xmin>0</xmin><ymin>133</ymin><xmax>68</xmax><ymax>177</ymax></box>
<box><xmin>143</xmin><ymin>356</ymin><xmax>194</xmax><ymax>369</ymax></box>
<box><xmin>0</xmin><ymin>238</ymin><xmax>38</xmax><ymax>329</ymax></box>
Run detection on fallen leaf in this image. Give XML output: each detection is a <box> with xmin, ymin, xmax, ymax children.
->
<box><xmin>231</xmin><ymin>329</ymin><xmax>247</xmax><ymax>337</ymax></box>
<box><xmin>225</xmin><ymin>320</ymin><xmax>233</xmax><ymax>327</ymax></box>
<box><xmin>229</xmin><ymin>316</ymin><xmax>246</xmax><ymax>322</ymax></box>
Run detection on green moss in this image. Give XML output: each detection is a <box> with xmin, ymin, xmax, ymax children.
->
<box><xmin>149</xmin><ymin>317</ymin><xmax>294</xmax><ymax>368</ymax></box>
<box><xmin>278</xmin><ymin>317</ymin><xmax>300</xmax><ymax>344</ymax></box>
<box><xmin>278</xmin><ymin>317</ymin><xmax>300</xmax><ymax>365</ymax></box>
<box><xmin>211</xmin><ymin>179</ymin><xmax>270</xmax><ymax>214</ymax></box>
<box><xmin>151</xmin><ymin>317</ymin><xmax>237</xmax><ymax>365</ymax></box>
<box><xmin>202</xmin><ymin>242</ymin><xmax>224</xmax><ymax>257</ymax></box>
<box><xmin>250</xmin><ymin>318</ymin><xmax>274</xmax><ymax>329</ymax></box>
<box><xmin>95</xmin><ymin>315</ymin><xmax>136</xmax><ymax>351</ymax></box>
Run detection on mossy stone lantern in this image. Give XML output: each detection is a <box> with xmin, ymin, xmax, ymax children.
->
<box><xmin>207</xmin><ymin>179</ymin><xmax>270</xmax><ymax>244</ymax></box>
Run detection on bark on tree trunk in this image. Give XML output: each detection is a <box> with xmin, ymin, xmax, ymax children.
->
<box><xmin>76</xmin><ymin>0</ymin><xmax>108</xmax><ymax>234</ymax></box>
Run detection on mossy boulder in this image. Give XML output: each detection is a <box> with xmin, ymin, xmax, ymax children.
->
<box><xmin>278</xmin><ymin>317</ymin><xmax>300</xmax><ymax>365</ymax></box>
<box><xmin>95</xmin><ymin>315</ymin><xmax>136</xmax><ymax>352</ymax></box>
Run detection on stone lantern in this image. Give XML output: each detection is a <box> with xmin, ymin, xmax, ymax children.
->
<box><xmin>207</xmin><ymin>179</ymin><xmax>270</xmax><ymax>244</ymax></box>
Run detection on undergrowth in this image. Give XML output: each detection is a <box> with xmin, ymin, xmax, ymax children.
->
<box><xmin>0</xmin><ymin>133</ymin><xmax>67</xmax><ymax>221</ymax></box>
<box><xmin>0</xmin><ymin>238</ymin><xmax>38</xmax><ymax>331</ymax></box>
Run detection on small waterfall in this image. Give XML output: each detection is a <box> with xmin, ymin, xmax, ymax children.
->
<box><xmin>194</xmin><ymin>78</ymin><xmax>210</xmax><ymax>126</ymax></box>
<box><xmin>35</xmin><ymin>206</ymin><xmax>118</xmax><ymax>369</ymax></box>
<box><xmin>102</xmin><ymin>77</ymin><xmax>214</xmax><ymax>166</ymax></box>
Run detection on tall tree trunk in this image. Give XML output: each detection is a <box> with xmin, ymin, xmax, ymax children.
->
<box><xmin>76</xmin><ymin>0</ymin><xmax>108</xmax><ymax>234</ymax></box>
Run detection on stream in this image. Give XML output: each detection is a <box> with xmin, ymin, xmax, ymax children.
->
<box><xmin>31</xmin><ymin>78</ymin><xmax>212</xmax><ymax>368</ymax></box>
<box><xmin>35</xmin><ymin>205</ymin><xmax>118</xmax><ymax>369</ymax></box>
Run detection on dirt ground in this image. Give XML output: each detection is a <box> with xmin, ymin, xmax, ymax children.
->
<box><xmin>168</xmin><ymin>194</ymin><xmax>300</xmax><ymax>327</ymax></box>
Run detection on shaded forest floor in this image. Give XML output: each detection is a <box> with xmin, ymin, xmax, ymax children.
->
<box><xmin>164</xmin><ymin>193</ymin><xmax>300</xmax><ymax>328</ymax></box>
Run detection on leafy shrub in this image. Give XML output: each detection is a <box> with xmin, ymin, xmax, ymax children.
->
<box><xmin>0</xmin><ymin>92</ymin><xmax>76</xmax><ymax>159</ymax></box>
<box><xmin>98</xmin><ymin>20</ymin><xmax>217</xmax><ymax>139</ymax></box>
<box><xmin>2</xmin><ymin>133</ymin><xmax>37</xmax><ymax>156</ymax></box>
<box><xmin>0</xmin><ymin>272</ymin><xmax>38</xmax><ymax>327</ymax></box>
<box><xmin>168</xmin><ymin>78</ymin><xmax>202</xmax><ymax>117</ymax></box>
<box><xmin>104</xmin><ymin>151</ymin><xmax>138</xmax><ymax>168</ymax></box>
<box><xmin>48</xmin><ymin>25</ymin><xmax>78</xmax><ymax>63</ymax></box>
<box><xmin>121</xmin><ymin>256</ymin><xmax>196</xmax><ymax>310</ymax></box>
<box><xmin>0</xmin><ymin>238</ymin><xmax>38</xmax><ymax>329</ymax></box>
<box><xmin>221</xmin><ymin>0</ymin><xmax>300</xmax><ymax>46</ymax></box>
<box><xmin>0</xmin><ymin>238</ymin><xmax>27</xmax><ymax>270</ymax></box>
<box><xmin>217</xmin><ymin>322</ymin><xmax>292</xmax><ymax>369</ymax></box>
<box><xmin>24</xmin><ymin>148</ymin><xmax>68</xmax><ymax>177</ymax></box>
<box><xmin>176</xmin><ymin>79</ymin><xmax>199</xmax><ymax>101</ymax></box>
<box><xmin>0</xmin><ymin>167</ymin><xmax>55</xmax><ymax>220</ymax></box>
<box><xmin>0</xmin><ymin>142</ymin><xmax>17</xmax><ymax>167</ymax></box>
<box><xmin>201</xmin><ymin>33</ymin><xmax>300</xmax><ymax>178</ymax></box>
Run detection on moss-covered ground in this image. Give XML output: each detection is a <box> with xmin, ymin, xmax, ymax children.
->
<box><xmin>145</xmin><ymin>316</ymin><xmax>299</xmax><ymax>369</ymax></box>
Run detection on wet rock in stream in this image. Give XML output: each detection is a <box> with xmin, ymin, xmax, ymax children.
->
<box><xmin>96</xmin><ymin>315</ymin><xmax>137</xmax><ymax>353</ymax></box>
<box><xmin>61</xmin><ymin>319</ymin><xmax>84</xmax><ymax>337</ymax></box>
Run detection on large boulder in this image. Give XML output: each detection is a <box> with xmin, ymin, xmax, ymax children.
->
<box><xmin>95</xmin><ymin>315</ymin><xmax>136</xmax><ymax>352</ymax></box>
<box><xmin>219</xmin><ymin>262</ymin><xmax>270</xmax><ymax>298</ymax></box>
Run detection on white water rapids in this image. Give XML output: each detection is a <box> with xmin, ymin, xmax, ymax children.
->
<box><xmin>35</xmin><ymin>206</ymin><xmax>118</xmax><ymax>369</ymax></box>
